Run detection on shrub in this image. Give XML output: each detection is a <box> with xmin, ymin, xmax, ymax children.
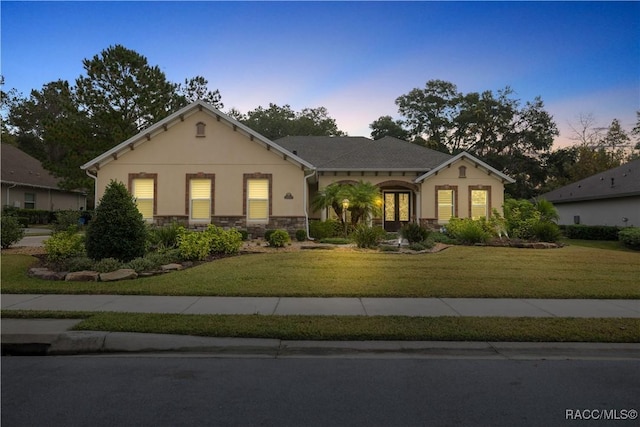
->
<box><xmin>400</xmin><ymin>223</ymin><xmax>430</xmax><ymax>243</ymax></box>
<box><xmin>618</xmin><ymin>227</ymin><xmax>640</xmax><ymax>250</ymax></box>
<box><xmin>147</xmin><ymin>222</ymin><xmax>183</xmax><ymax>251</ymax></box>
<box><xmin>125</xmin><ymin>256</ymin><xmax>158</xmax><ymax>273</ymax></box>
<box><xmin>264</xmin><ymin>229</ymin><xmax>276</xmax><ymax>242</ymax></box>
<box><xmin>44</xmin><ymin>230</ymin><xmax>85</xmax><ymax>263</ymax></box>
<box><xmin>93</xmin><ymin>257</ymin><xmax>124</xmax><ymax>273</ymax></box>
<box><xmin>206</xmin><ymin>225</ymin><xmax>243</xmax><ymax>255</ymax></box>
<box><xmin>309</xmin><ymin>219</ymin><xmax>341</xmax><ymax>239</ymax></box>
<box><xmin>295</xmin><ymin>229</ymin><xmax>307</xmax><ymax>242</ymax></box>
<box><xmin>53</xmin><ymin>210</ymin><xmax>81</xmax><ymax>233</ymax></box>
<box><xmin>447</xmin><ymin>218</ymin><xmax>490</xmax><ymax>245</ymax></box>
<box><xmin>237</xmin><ymin>229</ymin><xmax>249</xmax><ymax>241</ymax></box>
<box><xmin>379</xmin><ymin>245</ymin><xmax>400</xmax><ymax>252</ymax></box>
<box><xmin>1</xmin><ymin>215</ymin><xmax>25</xmax><ymax>249</ymax></box>
<box><xmin>85</xmin><ymin>180</ymin><xmax>147</xmax><ymax>262</ymax></box>
<box><xmin>177</xmin><ymin>229</ymin><xmax>212</xmax><ymax>261</ymax></box>
<box><xmin>428</xmin><ymin>232</ymin><xmax>457</xmax><ymax>245</ymax></box>
<box><xmin>268</xmin><ymin>229</ymin><xmax>291</xmax><ymax>248</ymax></box>
<box><xmin>532</xmin><ymin>221</ymin><xmax>562</xmax><ymax>243</ymax></box>
<box><xmin>351</xmin><ymin>224</ymin><xmax>385</xmax><ymax>248</ymax></box>
<box><xmin>58</xmin><ymin>256</ymin><xmax>95</xmax><ymax>272</ymax></box>
<box><xmin>561</xmin><ymin>225</ymin><xmax>621</xmax><ymax>241</ymax></box>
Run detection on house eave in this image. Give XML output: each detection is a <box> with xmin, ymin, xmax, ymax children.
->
<box><xmin>1</xmin><ymin>180</ymin><xmax>85</xmax><ymax>194</ymax></box>
<box><xmin>543</xmin><ymin>192</ymin><xmax>640</xmax><ymax>204</ymax></box>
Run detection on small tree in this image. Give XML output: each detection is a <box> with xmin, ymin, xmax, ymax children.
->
<box><xmin>1</xmin><ymin>215</ymin><xmax>25</xmax><ymax>249</ymax></box>
<box><xmin>85</xmin><ymin>180</ymin><xmax>147</xmax><ymax>261</ymax></box>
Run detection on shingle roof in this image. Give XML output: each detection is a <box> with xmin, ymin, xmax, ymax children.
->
<box><xmin>274</xmin><ymin>136</ymin><xmax>452</xmax><ymax>171</ymax></box>
<box><xmin>1</xmin><ymin>143</ymin><xmax>64</xmax><ymax>190</ymax></box>
<box><xmin>539</xmin><ymin>158</ymin><xmax>640</xmax><ymax>203</ymax></box>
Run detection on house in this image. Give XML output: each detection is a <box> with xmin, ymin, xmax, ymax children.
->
<box><xmin>81</xmin><ymin>101</ymin><xmax>514</xmax><ymax>236</ymax></box>
<box><xmin>539</xmin><ymin>158</ymin><xmax>640</xmax><ymax>227</ymax></box>
<box><xmin>1</xmin><ymin>143</ymin><xmax>87</xmax><ymax>211</ymax></box>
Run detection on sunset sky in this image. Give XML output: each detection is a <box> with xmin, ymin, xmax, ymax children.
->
<box><xmin>2</xmin><ymin>1</ymin><xmax>638</xmax><ymax>147</ymax></box>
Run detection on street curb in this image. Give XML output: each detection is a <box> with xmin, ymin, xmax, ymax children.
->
<box><xmin>3</xmin><ymin>331</ymin><xmax>639</xmax><ymax>359</ymax></box>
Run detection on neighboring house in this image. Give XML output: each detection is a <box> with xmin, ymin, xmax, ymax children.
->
<box><xmin>1</xmin><ymin>143</ymin><xmax>87</xmax><ymax>211</ymax></box>
<box><xmin>539</xmin><ymin>159</ymin><xmax>640</xmax><ymax>227</ymax></box>
<box><xmin>81</xmin><ymin>101</ymin><xmax>514</xmax><ymax>236</ymax></box>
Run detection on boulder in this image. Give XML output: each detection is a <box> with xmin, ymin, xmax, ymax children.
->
<box><xmin>99</xmin><ymin>269</ymin><xmax>138</xmax><ymax>282</ymax></box>
<box><xmin>161</xmin><ymin>263</ymin><xmax>183</xmax><ymax>271</ymax></box>
<box><xmin>28</xmin><ymin>267</ymin><xmax>66</xmax><ymax>281</ymax></box>
<box><xmin>65</xmin><ymin>270</ymin><xmax>99</xmax><ymax>282</ymax></box>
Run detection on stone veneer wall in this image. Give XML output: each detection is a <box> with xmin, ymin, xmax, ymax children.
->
<box><xmin>152</xmin><ymin>215</ymin><xmax>306</xmax><ymax>237</ymax></box>
<box><xmin>212</xmin><ymin>216</ymin><xmax>306</xmax><ymax>238</ymax></box>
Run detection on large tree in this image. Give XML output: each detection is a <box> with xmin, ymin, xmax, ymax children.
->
<box><xmin>233</xmin><ymin>103</ymin><xmax>345</xmax><ymax>140</ymax></box>
<box><xmin>373</xmin><ymin>80</ymin><xmax>559</xmax><ymax>198</ymax></box>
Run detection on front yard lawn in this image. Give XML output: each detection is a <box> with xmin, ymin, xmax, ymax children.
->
<box><xmin>2</xmin><ymin>245</ymin><xmax>639</xmax><ymax>298</ymax></box>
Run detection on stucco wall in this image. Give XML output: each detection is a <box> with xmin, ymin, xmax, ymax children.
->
<box><xmin>420</xmin><ymin>158</ymin><xmax>506</xmax><ymax>223</ymax></box>
<box><xmin>2</xmin><ymin>184</ymin><xmax>86</xmax><ymax>211</ymax></box>
<box><xmin>555</xmin><ymin>197</ymin><xmax>640</xmax><ymax>227</ymax></box>
<box><xmin>95</xmin><ymin>111</ymin><xmax>306</xmax><ymax>222</ymax></box>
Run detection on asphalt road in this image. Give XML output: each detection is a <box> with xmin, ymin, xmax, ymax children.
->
<box><xmin>2</xmin><ymin>356</ymin><xmax>638</xmax><ymax>427</ymax></box>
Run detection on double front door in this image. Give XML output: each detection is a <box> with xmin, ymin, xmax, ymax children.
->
<box><xmin>384</xmin><ymin>191</ymin><xmax>411</xmax><ymax>232</ymax></box>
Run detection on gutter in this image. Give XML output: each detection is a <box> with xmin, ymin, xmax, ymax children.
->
<box><xmin>303</xmin><ymin>169</ymin><xmax>317</xmax><ymax>240</ymax></box>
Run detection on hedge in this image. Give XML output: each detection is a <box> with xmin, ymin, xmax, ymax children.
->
<box><xmin>560</xmin><ymin>225</ymin><xmax>621</xmax><ymax>241</ymax></box>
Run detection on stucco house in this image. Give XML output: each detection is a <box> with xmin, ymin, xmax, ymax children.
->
<box><xmin>2</xmin><ymin>143</ymin><xmax>87</xmax><ymax>211</ymax></box>
<box><xmin>539</xmin><ymin>158</ymin><xmax>640</xmax><ymax>227</ymax></box>
<box><xmin>81</xmin><ymin>101</ymin><xmax>514</xmax><ymax>236</ymax></box>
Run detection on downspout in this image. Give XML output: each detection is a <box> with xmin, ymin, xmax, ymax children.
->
<box><xmin>303</xmin><ymin>168</ymin><xmax>317</xmax><ymax>240</ymax></box>
<box><xmin>6</xmin><ymin>183</ymin><xmax>17</xmax><ymax>207</ymax></box>
<box><xmin>85</xmin><ymin>169</ymin><xmax>98</xmax><ymax>209</ymax></box>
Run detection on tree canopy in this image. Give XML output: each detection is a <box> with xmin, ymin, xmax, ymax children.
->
<box><xmin>371</xmin><ymin>79</ymin><xmax>559</xmax><ymax>198</ymax></box>
<box><xmin>230</xmin><ymin>104</ymin><xmax>346</xmax><ymax>140</ymax></box>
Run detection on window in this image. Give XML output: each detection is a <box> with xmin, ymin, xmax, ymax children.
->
<box><xmin>470</xmin><ymin>189</ymin><xmax>489</xmax><ymax>219</ymax></box>
<box><xmin>437</xmin><ymin>189</ymin><xmax>455</xmax><ymax>222</ymax></box>
<box><xmin>190</xmin><ymin>179</ymin><xmax>211</xmax><ymax>220</ymax></box>
<box><xmin>132</xmin><ymin>178</ymin><xmax>155</xmax><ymax>220</ymax></box>
<box><xmin>458</xmin><ymin>166</ymin><xmax>467</xmax><ymax>178</ymax></box>
<box><xmin>247</xmin><ymin>179</ymin><xmax>269</xmax><ymax>221</ymax></box>
<box><xmin>24</xmin><ymin>193</ymin><xmax>36</xmax><ymax>209</ymax></box>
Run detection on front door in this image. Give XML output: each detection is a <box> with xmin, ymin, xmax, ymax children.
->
<box><xmin>384</xmin><ymin>191</ymin><xmax>410</xmax><ymax>232</ymax></box>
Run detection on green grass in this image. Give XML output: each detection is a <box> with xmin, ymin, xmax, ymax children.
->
<box><xmin>562</xmin><ymin>238</ymin><xmax>635</xmax><ymax>252</ymax></box>
<box><xmin>2</xmin><ymin>245</ymin><xmax>639</xmax><ymax>298</ymax></box>
<box><xmin>2</xmin><ymin>310</ymin><xmax>638</xmax><ymax>342</ymax></box>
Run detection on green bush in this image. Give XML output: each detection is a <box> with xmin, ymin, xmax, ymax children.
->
<box><xmin>5</xmin><ymin>208</ymin><xmax>53</xmax><ymax>225</ymax></box>
<box><xmin>206</xmin><ymin>225</ymin><xmax>243</xmax><ymax>255</ymax></box>
<box><xmin>44</xmin><ymin>230</ymin><xmax>85</xmax><ymax>263</ymax></box>
<box><xmin>351</xmin><ymin>224</ymin><xmax>385</xmax><ymax>248</ymax></box>
<box><xmin>379</xmin><ymin>245</ymin><xmax>400</xmax><ymax>252</ymax></box>
<box><xmin>295</xmin><ymin>229</ymin><xmax>307</xmax><ymax>242</ymax></box>
<box><xmin>53</xmin><ymin>210</ymin><xmax>81</xmax><ymax>233</ymax></box>
<box><xmin>58</xmin><ymin>256</ymin><xmax>95</xmax><ymax>272</ymax></box>
<box><xmin>428</xmin><ymin>232</ymin><xmax>457</xmax><ymax>245</ymax></box>
<box><xmin>177</xmin><ymin>229</ymin><xmax>212</xmax><ymax>261</ymax></box>
<box><xmin>93</xmin><ymin>257</ymin><xmax>124</xmax><ymax>273</ymax></box>
<box><xmin>532</xmin><ymin>221</ymin><xmax>562</xmax><ymax>242</ymax></box>
<box><xmin>309</xmin><ymin>219</ymin><xmax>341</xmax><ymax>239</ymax></box>
<box><xmin>125</xmin><ymin>256</ymin><xmax>158</xmax><ymax>273</ymax></box>
<box><xmin>17</xmin><ymin>217</ymin><xmax>30</xmax><ymax>227</ymax></box>
<box><xmin>264</xmin><ymin>229</ymin><xmax>276</xmax><ymax>242</ymax></box>
<box><xmin>400</xmin><ymin>223</ymin><xmax>430</xmax><ymax>243</ymax></box>
<box><xmin>237</xmin><ymin>229</ymin><xmax>249</xmax><ymax>241</ymax></box>
<box><xmin>268</xmin><ymin>229</ymin><xmax>291</xmax><ymax>248</ymax></box>
<box><xmin>1</xmin><ymin>215</ymin><xmax>25</xmax><ymax>249</ymax></box>
<box><xmin>447</xmin><ymin>218</ymin><xmax>490</xmax><ymax>245</ymax></box>
<box><xmin>618</xmin><ymin>227</ymin><xmax>640</xmax><ymax>250</ymax></box>
<box><xmin>561</xmin><ymin>225</ymin><xmax>621</xmax><ymax>241</ymax></box>
<box><xmin>147</xmin><ymin>222</ymin><xmax>183</xmax><ymax>251</ymax></box>
<box><xmin>85</xmin><ymin>180</ymin><xmax>148</xmax><ymax>262</ymax></box>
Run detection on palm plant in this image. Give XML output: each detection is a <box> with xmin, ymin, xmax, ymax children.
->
<box><xmin>311</xmin><ymin>183</ymin><xmax>348</xmax><ymax>224</ymax></box>
<box><xmin>346</xmin><ymin>181</ymin><xmax>383</xmax><ymax>225</ymax></box>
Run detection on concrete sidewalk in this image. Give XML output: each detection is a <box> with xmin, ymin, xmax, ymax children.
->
<box><xmin>2</xmin><ymin>294</ymin><xmax>638</xmax><ymax>357</ymax></box>
<box><xmin>2</xmin><ymin>294</ymin><xmax>640</xmax><ymax>317</ymax></box>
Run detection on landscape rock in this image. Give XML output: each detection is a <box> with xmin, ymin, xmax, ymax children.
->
<box><xmin>99</xmin><ymin>269</ymin><xmax>138</xmax><ymax>282</ymax></box>
<box><xmin>28</xmin><ymin>267</ymin><xmax>66</xmax><ymax>281</ymax></box>
<box><xmin>65</xmin><ymin>270</ymin><xmax>99</xmax><ymax>282</ymax></box>
<box><xmin>160</xmin><ymin>263</ymin><xmax>183</xmax><ymax>271</ymax></box>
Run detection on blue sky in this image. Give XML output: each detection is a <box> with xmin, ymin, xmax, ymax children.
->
<box><xmin>2</xmin><ymin>1</ymin><xmax>638</xmax><ymax>148</ymax></box>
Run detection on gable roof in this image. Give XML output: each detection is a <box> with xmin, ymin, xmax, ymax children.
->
<box><xmin>539</xmin><ymin>158</ymin><xmax>640</xmax><ymax>203</ymax></box>
<box><xmin>414</xmin><ymin>151</ymin><xmax>516</xmax><ymax>184</ymax></box>
<box><xmin>1</xmin><ymin>143</ymin><xmax>71</xmax><ymax>191</ymax></box>
<box><xmin>81</xmin><ymin>100</ymin><xmax>314</xmax><ymax>172</ymax></box>
<box><xmin>275</xmin><ymin>136</ymin><xmax>453</xmax><ymax>171</ymax></box>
